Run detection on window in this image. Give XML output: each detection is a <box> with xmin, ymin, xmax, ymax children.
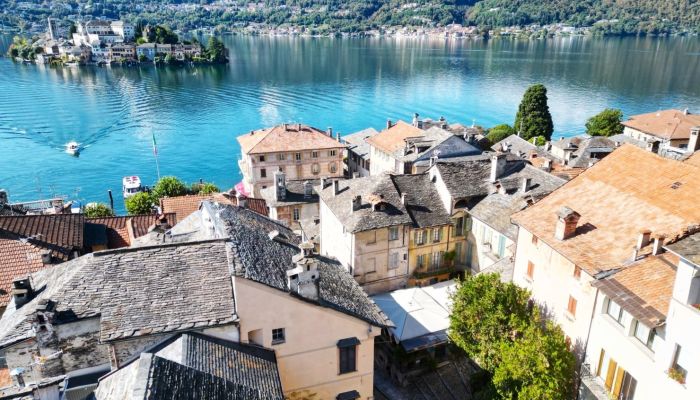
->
<box><xmin>670</xmin><ymin>344</ymin><xmax>688</xmax><ymax>383</ymax></box>
<box><xmin>272</xmin><ymin>328</ymin><xmax>285</xmax><ymax>345</ymax></box>
<box><xmin>260</xmin><ymin>168</ymin><xmax>267</xmax><ymax>178</ymax></box>
<box><xmin>417</xmin><ymin>254</ymin><xmax>426</xmax><ymax>268</ymax></box>
<box><xmin>293</xmin><ymin>207</ymin><xmax>300</xmax><ymax>221</ymax></box>
<box><xmin>633</xmin><ymin>321</ymin><xmax>655</xmax><ymax>350</ymax></box>
<box><xmin>532</xmin><ymin>235</ymin><xmax>538</xmax><ymax>246</ymax></box>
<box><xmin>431</xmin><ymin>251</ymin><xmax>443</xmax><ymax>270</ymax></box>
<box><xmin>389</xmin><ymin>253</ymin><xmax>399</xmax><ymax>269</ymax></box>
<box><xmin>606</xmin><ymin>299</ymin><xmax>624</xmax><ymax>324</ymax></box>
<box><xmin>433</xmin><ymin>227</ymin><xmax>442</xmax><ymax>243</ymax></box>
<box><xmin>295</xmin><ymin>152</ymin><xmax>302</xmax><ymax>161</ymax></box>
<box><xmin>329</xmin><ymin>162</ymin><xmax>338</xmax><ymax>173</ymax></box>
<box><xmin>311</xmin><ymin>163</ymin><xmax>320</xmax><ymax>175</ymax></box>
<box><xmin>365</xmin><ymin>258</ymin><xmax>376</xmax><ymax>273</ymax></box>
<box><xmin>455</xmin><ymin>217</ymin><xmax>464</xmax><ymax>236</ymax></box>
<box><xmin>330</xmin><ymin>150</ymin><xmax>337</xmax><ymax>157</ymax></box>
<box><xmin>312</xmin><ymin>151</ymin><xmax>318</xmax><ymax>158</ymax></box>
<box><xmin>415</xmin><ymin>230</ymin><xmax>425</xmax><ymax>245</ymax></box>
<box><xmin>337</xmin><ymin>338</ymin><xmax>358</xmax><ymax>374</ymax></box>
<box><xmin>497</xmin><ymin>235</ymin><xmax>506</xmax><ymax>257</ymax></box>
<box><xmin>277</xmin><ymin>153</ymin><xmax>286</xmax><ymax>161</ymax></box>
<box><xmin>389</xmin><ymin>226</ymin><xmax>399</xmax><ymax>241</ymax></box>
<box><xmin>526</xmin><ymin>261</ymin><xmax>535</xmax><ymax>279</ymax></box>
<box><xmin>259</xmin><ymin>155</ymin><xmax>266</xmax><ymax>162</ymax></box>
<box><xmin>567</xmin><ymin>296</ymin><xmax>577</xmax><ymax>317</ymax></box>
<box><xmin>574</xmin><ymin>266</ymin><xmax>581</xmax><ymax>280</ymax></box>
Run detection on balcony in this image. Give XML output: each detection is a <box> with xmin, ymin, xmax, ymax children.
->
<box><xmin>412</xmin><ymin>265</ymin><xmax>454</xmax><ymax>280</ymax></box>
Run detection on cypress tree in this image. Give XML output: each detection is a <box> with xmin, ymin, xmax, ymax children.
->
<box><xmin>514</xmin><ymin>84</ymin><xmax>554</xmax><ymax>141</ymax></box>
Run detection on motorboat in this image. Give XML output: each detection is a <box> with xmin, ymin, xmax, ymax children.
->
<box><xmin>65</xmin><ymin>141</ymin><xmax>81</xmax><ymax>156</ymax></box>
<box><xmin>122</xmin><ymin>176</ymin><xmax>144</xmax><ymax>198</ymax></box>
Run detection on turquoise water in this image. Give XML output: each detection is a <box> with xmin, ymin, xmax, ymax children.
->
<box><xmin>1</xmin><ymin>35</ymin><xmax>699</xmax><ymax>212</ymax></box>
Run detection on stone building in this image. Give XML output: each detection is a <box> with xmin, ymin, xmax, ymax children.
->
<box><xmin>614</xmin><ymin>109</ymin><xmax>700</xmax><ymax>159</ymax></box>
<box><xmin>259</xmin><ymin>171</ymin><xmax>323</xmax><ymax>230</ymax></box>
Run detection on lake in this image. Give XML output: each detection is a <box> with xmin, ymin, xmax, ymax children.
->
<box><xmin>0</xmin><ymin>35</ymin><xmax>699</xmax><ymax>212</ymax></box>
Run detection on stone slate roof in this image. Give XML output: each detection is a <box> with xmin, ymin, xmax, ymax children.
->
<box><xmin>550</xmin><ymin>136</ymin><xmax>617</xmax><ymax>168</ymax></box>
<box><xmin>0</xmin><ymin>214</ymin><xmax>85</xmax><ymax>260</ymax></box>
<box><xmin>344</xmin><ymin>127</ymin><xmax>379</xmax><ymax>161</ymax></box>
<box><xmin>468</xmin><ymin>165</ymin><xmax>566</xmax><ymax>239</ymax></box>
<box><xmin>213</xmin><ymin>204</ymin><xmax>389</xmax><ymax>327</ymax></box>
<box><xmin>260</xmin><ymin>179</ymin><xmax>320</xmax><ymax>207</ymax></box>
<box><xmin>317</xmin><ymin>174</ymin><xmax>412</xmax><ymax>233</ymax></box>
<box><xmin>666</xmin><ymin>232</ymin><xmax>700</xmax><ymax>266</ymax></box>
<box><xmin>392</xmin><ymin>174</ymin><xmax>452</xmax><ymax>228</ymax></box>
<box><xmin>491</xmin><ymin>134</ymin><xmax>546</xmax><ymax>158</ymax></box>
<box><xmin>411</xmin><ymin>135</ymin><xmax>483</xmax><ymax>166</ymax></box>
<box><xmin>0</xmin><ymin>239</ymin><xmax>236</xmax><ymax>347</ymax></box>
<box><xmin>433</xmin><ymin>154</ymin><xmax>522</xmax><ymax>201</ymax></box>
<box><xmin>0</xmin><ymin>203</ymin><xmax>27</xmax><ymax>216</ymax></box>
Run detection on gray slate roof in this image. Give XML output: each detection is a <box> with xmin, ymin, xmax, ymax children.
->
<box><xmin>666</xmin><ymin>232</ymin><xmax>700</xmax><ymax>266</ymax></box>
<box><xmin>0</xmin><ymin>240</ymin><xmax>236</xmax><ymax>347</ymax></box>
<box><xmin>344</xmin><ymin>128</ymin><xmax>379</xmax><ymax>161</ymax></box>
<box><xmin>260</xmin><ymin>179</ymin><xmax>320</xmax><ymax>207</ymax></box>
<box><xmin>213</xmin><ymin>204</ymin><xmax>390</xmax><ymax>327</ymax></box>
<box><xmin>550</xmin><ymin>136</ymin><xmax>617</xmax><ymax>168</ymax></box>
<box><xmin>392</xmin><ymin>174</ymin><xmax>452</xmax><ymax>228</ymax></box>
<box><xmin>318</xmin><ymin>174</ymin><xmax>412</xmax><ymax>233</ymax></box>
<box><xmin>491</xmin><ymin>134</ymin><xmax>546</xmax><ymax>158</ymax></box>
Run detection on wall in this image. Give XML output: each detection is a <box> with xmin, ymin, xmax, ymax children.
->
<box><xmin>468</xmin><ymin>218</ymin><xmax>514</xmax><ymax>274</ymax></box>
<box><xmin>512</xmin><ymin>228</ymin><xmax>597</xmax><ymax>349</ymax></box>
<box><xmin>54</xmin><ymin>318</ymin><xmax>111</xmax><ymax>373</ymax></box>
<box><xmin>111</xmin><ymin>333</ymin><xmax>171</xmax><ymax>368</ymax></box>
<box><xmin>369</xmin><ymin>146</ymin><xmax>397</xmax><ymax>176</ymax></box>
<box><xmin>320</xmin><ymin>199</ymin><xmax>353</xmax><ymax>269</ymax></box>
<box><xmin>353</xmin><ymin>226</ymin><xmax>409</xmax><ymax>295</ymax></box>
<box><xmin>233</xmin><ymin>277</ymin><xmax>379</xmax><ymax>400</ymax></box>
<box><xmin>273</xmin><ymin>202</ymin><xmax>319</xmax><ymax>229</ymax></box>
<box><xmin>407</xmin><ymin>224</ymin><xmax>455</xmax><ymax>285</ymax></box>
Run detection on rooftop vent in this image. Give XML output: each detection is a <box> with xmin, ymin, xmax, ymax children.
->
<box><xmin>555</xmin><ymin>206</ymin><xmax>580</xmax><ymax>241</ymax></box>
<box><xmin>41</xmin><ymin>251</ymin><xmax>52</xmax><ymax>265</ymax></box>
<box><xmin>637</xmin><ymin>229</ymin><xmax>652</xmax><ymax>249</ymax></box>
<box><xmin>351</xmin><ymin>195</ymin><xmax>362</xmax><ymax>212</ymax></box>
<box><xmin>11</xmin><ymin>277</ymin><xmax>34</xmax><ymax>308</ymax></box>
<box><xmin>367</xmin><ymin>194</ymin><xmax>385</xmax><ymax>211</ymax></box>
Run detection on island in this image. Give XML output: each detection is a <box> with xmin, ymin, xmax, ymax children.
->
<box><xmin>7</xmin><ymin>18</ymin><xmax>228</xmax><ymax>66</ymax></box>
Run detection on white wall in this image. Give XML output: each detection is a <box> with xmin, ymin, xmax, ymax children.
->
<box><xmin>320</xmin><ymin>199</ymin><xmax>353</xmax><ymax>270</ymax></box>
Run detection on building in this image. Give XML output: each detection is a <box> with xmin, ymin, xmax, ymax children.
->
<box><xmin>86</xmin><ymin>213</ymin><xmax>176</xmax><ymax>249</ymax></box>
<box><xmin>136</xmin><ymin>43</ymin><xmax>157</xmax><ymax>60</ymax></box>
<box><xmin>259</xmin><ymin>171</ymin><xmax>321</xmax><ymax>230</ymax></box>
<box><xmin>109</xmin><ymin>21</ymin><xmax>134</xmax><ymax>41</ymax></box>
<box><xmin>319</xmin><ymin>175</ymin><xmax>413</xmax><ymax>294</ymax></box>
<box><xmin>0</xmin><ymin>203</ymin><xmax>389</xmax><ymax>399</ymax></box>
<box><xmin>236</xmin><ymin>124</ymin><xmax>346</xmax><ymax>197</ymax></box>
<box><xmin>108</xmin><ymin>43</ymin><xmax>136</xmax><ymax>61</ymax></box>
<box><xmin>366</xmin><ymin>119</ymin><xmax>481</xmax><ymax>176</ymax></box>
<box><xmin>47</xmin><ymin>18</ymin><xmax>59</xmax><ymax>41</ymax></box>
<box><xmin>159</xmin><ymin>192</ymin><xmax>267</xmax><ymax>222</ymax></box>
<box><xmin>510</xmin><ymin>144</ymin><xmax>700</xmax><ymax>357</ymax></box>
<box><xmin>615</xmin><ymin>109</ymin><xmax>700</xmax><ymax>159</ymax></box>
<box><xmin>344</xmin><ymin>127</ymin><xmax>378</xmax><ymax>178</ymax></box>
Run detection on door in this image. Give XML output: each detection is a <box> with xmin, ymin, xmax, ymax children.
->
<box><xmin>619</xmin><ymin>372</ymin><xmax>637</xmax><ymax>400</ymax></box>
<box><xmin>605</xmin><ymin>359</ymin><xmax>618</xmax><ymax>391</ymax></box>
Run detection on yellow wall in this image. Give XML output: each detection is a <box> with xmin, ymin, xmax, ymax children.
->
<box><xmin>407</xmin><ymin>224</ymin><xmax>458</xmax><ymax>285</ymax></box>
<box><xmin>233</xmin><ymin>277</ymin><xmax>379</xmax><ymax>400</ymax></box>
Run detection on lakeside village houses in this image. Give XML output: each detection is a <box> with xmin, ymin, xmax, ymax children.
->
<box><xmin>34</xmin><ymin>18</ymin><xmax>203</xmax><ymax>65</ymax></box>
<box><xmin>1</xmin><ymin>110</ymin><xmax>700</xmax><ymax>399</ymax></box>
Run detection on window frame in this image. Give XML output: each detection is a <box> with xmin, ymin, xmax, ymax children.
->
<box><xmin>338</xmin><ymin>344</ymin><xmax>357</xmax><ymax>375</ymax></box>
<box><xmin>633</xmin><ymin>320</ymin><xmax>655</xmax><ymax>350</ymax></box>
<box><xmin>567</xmin><ymin>295</ymin><xmax>577</xmax><ymax>317</ymax></box>
<box><xmin>295</xmin><ymin>152</ymin><xmax>302</xmax><ymax>161</ymax></box>
<box><xmin>388</xmin><ymin>226</ymin><xmax>399</xmax><ymax>241</ymax></box>
<box><xmin>260</xmin><ymin>168</ymin><xmax>267</xmax><ymax>178</ymax></box>
<box><xmin>277</xmin><ymin>153</ymin><xmax>286</xmax><ymax>161</ymax></box>
<box><xmin>606</xmin><ymin>299</ymin><xmax>624</xmax><ymax>325</ymax></box>
<box><xmin>259</xmin><ymin>155</ymin><xmax>266</xmax><ymax>162</ymax></box>
<box><xmin>526</xmin><ymin>261</ymin><xmax>535</xmax><ymax>279</ymax></box>
<box><xmin>330</xmin><ymin>149</ymin><xmax>337</xmax><ymax>157</ymax></box>
<box><xmin>271</xmin><ymin>328</ymin><xmax>285</xmax><ymax>345</ymax></box>
<box><xmin>329</xmin><ymin>161</ymin><xmax>338</xmax><ymax>174</ymax></box>
<box><xmin>292</xmin><ymin>207</ymin><xmax>300</xmax><ymax>221</ymax></box>
<box><xmin>312</xmin><ymin>151</ymin><xmax>319</xmax><ymax>158</ymax></box>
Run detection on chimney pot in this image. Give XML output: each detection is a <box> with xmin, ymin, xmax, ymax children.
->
<box><xmin>327</xmin><ymin>127</ymin><xmax>333</xmax><ymax>137</ymax></box>
<box><xmin>236</xmin><ymin>192</ymin><xmax>247</xmax><ymax>209</ymax></box>
<box><xmin>401</xmin><ymin>193</ymin><xmax>406</xmax><ymax>205</ymax></box>
<box><xmin>554</xmin><ymin>206</ymin><xmax>580</xmax><ymax>241</ymax></box>
<box><xmin>631</xmin><ymin>246</ymin><xmax>639</xmax><ymax>261</ymax></box>
<box><xmin>637</xmin><ymin>230</ymin><xmax>652</xmax><ymax>249</ymax></box>
<box><xmin>652</xmin><ymin>236</ymin><xmax>665</xmax><ymax>256</ymax></box>
<box><xmin>386</xmin><ymin>119</ymin><xmax>393</xmax><ymax>130</ymax></box>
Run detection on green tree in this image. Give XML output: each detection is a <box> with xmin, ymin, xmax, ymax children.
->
<box><xmin>152</xmin><ymin>176</ymin><xmax>188</xmax><ymax>199</ymax></box>
<box><xmin>514</xmin><ymin>84</ymin><xmax>554</xmax><ymax>141</ymax></box>
<box><xmin>487</xmin><ymin>124</ymin><xmax>516</xmax><ymax>146</ymax></box>
<box><xmin>68</xmin><ymin>23</ymin><xmax>77</xmax><ymax>37</ymax></box>
<box><xmin>585</xmin><ymin>108</ymin><xmax>624</xmax><ymax>137</ymax></box>
<box><xmin>493</xmin><ymin>320</ymin><xmax>576</xmax><ymax>400</ymax></box>
<box><xmin>449</xmin><ymin>273</ymin><xmax>533</xmax><ymax>371</ymax></box>
<box><xmin>192</xmin><ymin>182</ymin><xmax>220</xmax><ymax>195</ymax></box>
<box><xmin>83</xmin><ymin>203</ymin><xmax>115</xmax><ymax>218</ymax></box>
<box><xmin>206</xmin><ymin>36</ymin><xmax>228</xmax><ymax>63</ymax></box>
<box><xmin>136</xmin><ymin>37</ymin><xmax>147</xmax><ymax>45</ymax></box>
<box><xmin>124</xmin><ymin>192</ymin><xmax>156</xmax><ymax>215</ymax></box>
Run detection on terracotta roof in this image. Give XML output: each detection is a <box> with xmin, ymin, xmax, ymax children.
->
<box><xmin>684</xmin><ymin>151</ymin><xmax>700</xmax><ymax>168</ymax></box>
<box><xmin>0</xmin><ymin>214</ymin><xmax>85</xmax><ymax>259</ymax></box>
<box><xmin>87</xmin><ymin>213</ymin><xmax>177</xmax><ymax>248</ymax></box>
<box><xmin>512</xmin><ymin>145</ymin><xmax>700</xmax><ymax>275</ymax></box>
<box><xmin>237</xmin><ymin>124</ymin><xmax>345</xmax><ymax>155</ymax></box>
<box><xmin>366</xmin><ymin>120</ymin><xmax>425</xmax><ymax>155</ymax></box>
<box><xmin>593</xmin><ymin>254</ymin><xmax>678</xmax><ymax>327</ymax></box>
<box><xmin>0</xmin><ymin>235</ymin><xmax>45</xmax><ymax>308</ymax></box>
<box><xmin>621</xmin><ymin>109</ymin><xmax>700</xmax><ymax>140</ymax></box>
<box><xmin>160</xmin><ymin>195</ymin><xmax>214</xmax><ymax>221</ymax></box>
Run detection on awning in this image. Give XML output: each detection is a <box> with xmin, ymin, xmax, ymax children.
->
<box><xmin>337</xmin><ymin>337</ymin><xmax>361</xmax><ymax>348</ymax></box>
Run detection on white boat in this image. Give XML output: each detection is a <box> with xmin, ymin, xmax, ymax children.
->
<box><xmin>65</xmin><ymin>141</ymin><xmax>81</xmax><ymax>155</ymax></box>
<box><xmin>122</xmin><ymin>176</ymin><xmax>144</xmax><ymax>198</ymax></box>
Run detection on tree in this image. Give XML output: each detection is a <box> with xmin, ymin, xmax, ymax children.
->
<box><xmin>192</xmin><ymin>182</ymin><xmax>220</xmax><ymax>195</ymax></box>
<box><xmin>206</xmin><ymin>36</ymin><xmax>228</xmax><ymax>63</ymax></box>
<box><xmin>124</xmin><ymin>192</ymin><xmax>156</xmax><ymax>215</ymax></box>
<box><xmin>83</xmin><ymin>203</ymin><xmax>114</xmax><ymax>218</ymax></box>
<box><xmin>449</xmin><ymin>274</ymin><xmax>533</xmax><ymax>371</ymax></box>
<box><xmin>514</xmin><ymin>84</ymin><xmax>554</xmax><ymax>141</ymax></box>
<box><xmin>493</xmin><ymin>320</ymin><xmax>576</xmax><ymax>400</ymax></box>
<box><xmin>585</xmin><ymin>108</ymin><xmax>624</xmax><ymax>137</ymax></box>
<box><xmin>487</xmin><ymin>124</ymin><xmax>516</xmax><ymax>146</ymax></box>
<box><xmin>68</xmin><ymin>23</ymin><xmax>77</xmax><ymax>37</ymax></box>
<box><xmin>152</xmin><ymin>176</ymin><xmax>188</xmax><ymax>199</ymax></box>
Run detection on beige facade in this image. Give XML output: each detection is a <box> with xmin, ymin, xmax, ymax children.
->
<box><xmin>233</xmin><ymin>277</ymin><xmax>379</xmax><ymax>399</ymax></box>
<box><xmin>407</xmin><ymin>222</ymin><xmax>468</xmax><ymax>287</ymax></box>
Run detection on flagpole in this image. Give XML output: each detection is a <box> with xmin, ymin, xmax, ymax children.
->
<box><xmin>152</xmin><ymin>132</ymin><xmax>161</xmax><ymax>181</ymax></box>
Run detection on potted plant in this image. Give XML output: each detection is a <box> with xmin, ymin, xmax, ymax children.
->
<box><xmin>668</xmin><ymin>366</ymin><xmax>686</xmax><ymax>384</ymax></box>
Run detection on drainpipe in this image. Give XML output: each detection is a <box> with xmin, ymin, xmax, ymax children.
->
<box><xmin>576</xmin><ymin>286</ymin><xmax>600</xmax><ymax>398</ymax></box>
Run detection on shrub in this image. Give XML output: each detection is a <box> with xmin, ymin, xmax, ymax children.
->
<box><xmin>152</xmin><ymin>176</ymin><xmax>188</xmax><ymax>199</ymax></box>
<box><xmin>83</xmin><ymin>203</ymin><xmax>115</xmax><ymax>218</ymax></box>
<box><xmin>124</xmin><ymin>192</ymin><xmax>156</xmax><ymax>215</ymax></box>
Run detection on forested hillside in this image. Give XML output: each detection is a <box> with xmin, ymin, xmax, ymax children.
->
<box><xmin>1</xmin><ymin>0</ymin><xmax>698</xmax><ymax>35</ymax></box>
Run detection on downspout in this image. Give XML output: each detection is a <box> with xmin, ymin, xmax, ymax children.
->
<box><xmin>576</xmin><ymin>285</ymin><xmax>600</xmax><ymax>398</ymax></box>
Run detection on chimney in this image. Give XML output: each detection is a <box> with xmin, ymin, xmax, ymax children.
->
<box><xmin>652</xmin><ymin>236</ymin><xmax>665</xmax><ymax>256</ymax></box>
<box><xmin>542</xmin><ymin>158</ymin><xmax>552</xmax><ymax>172</ymax></box>
<box><xmin>9</xmin><ymin>368</ymin><xmax>25</xmax><ymax>388</ymax></box>
<box><xmin>386</xmin><ymin>119</ymin><xmax>393</xmax><ymax>130</ymax></box>
<box><xmin>637</xmin><ymin>229</ymin><xmax>652</xmax><ymax>249</ymax></box>
<box><xmin>333</xmin><ymin>180</ymin><xmax>340</xmax><ymax>196</ymax></box>
<box><xmin>555</xmin><ymin>206</ymin><xmax>580</xmax><ymax>241</ymax></box>
<box><xmin>236</xmin><ymin>192</ymin><xmax>247</xmax><ymax>209</ymax></box>
<box><xmin>631</xmin><ymin>246</ymin><xmax>639</xmax><ymax>261</ymax></box>
<box><xmin>494</xmin><ymin>181</ymin><xmax>506</xmax><ymax>195</ymax></box>
<box><xmin>336</xmin><ymin>131</ymin><xmax>341</xmax><ymax>142</ymax></box>
<box><xmin>287</xmin><ymin>242</ymin><xmax>320</xmax><ymax>301</ymax></box>
<box><xmin>303</xmin><ymin>180</ymin><xmax>313</xmax><ymax>199</ymax></box>
<box><xmin>320</xmin><ymin>177</ymin><xmax>327</xmax><ymax>190</ymax></box>
<box><xmin>688</xmin><ymin>127</ymin><xmax>700</xmax><ymax>153</ymax></box>
<box><xmin>401</xmin><ymin>193</ymin><xmax>406</xmax><ymax>205</ymax></box>
<box><xmin>327</xmin><ymin>127</ymin><xmax>333</xmax><ymax>137</ymax></box>
<box><xmin>351</xmin><ymin>195</ymin><xmax>362</xmax><ymax>212</ymax></box>
<box><xmin>274</xmin><ymin>169</ymin><xmax>286</xmax><ymax>201</ymax></box>
<box><xmin>429</xmin><ymin>155</ymin><xmax>438</xmax><ymax>167</ymax></box>
<box><xmin>11</xmin><ymin>277</ymin><xmax>34</xmax><ymax>308</ymax></box>
<box><xmin>490</xmin><ymin>153</ymin><xmax>507</xmax><ymax>183</ymax></box>
<box><xmin>41</xmin><ymin>251</ymin><xmax>52</xmax><ymax>265</ymax></box>
<box><xmin>283</xmin><ymin>123</ymin><xmax>288</xmax><ymax>130</ymax></box>
<box><xmin>521</xmin><ymin>177</ymin><xmax>532</xmax><ymax>193</ymax></box>
<box><xmin>297</xmin><ymin>123</ymin><xmax>302</xmax><ymax>131</ymax></box>
<box><xmin>412</xmin><ymin>113</ymin><xmax>420</xmax><ymax>127</ymax></box>
<box><xmin>683</xmin><ymin>108</ymin><xmax>689</xmax><ymax>115</ymax></box>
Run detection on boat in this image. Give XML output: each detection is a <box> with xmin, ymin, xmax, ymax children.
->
<box><xmin>65</xmin><ymin>141</ymin><xmax>81</xmax><ymax>155</ymax></box>
<box><xmin>122</xmin><ymin>176</ymin><xmax>144</xmax><ymax>198</ymax></box>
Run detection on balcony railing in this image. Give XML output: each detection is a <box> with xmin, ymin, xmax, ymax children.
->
<box><xmin>413</xmin><ymin>265</ymin><xmax>454</xmax><ymax>280</ymax></box>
